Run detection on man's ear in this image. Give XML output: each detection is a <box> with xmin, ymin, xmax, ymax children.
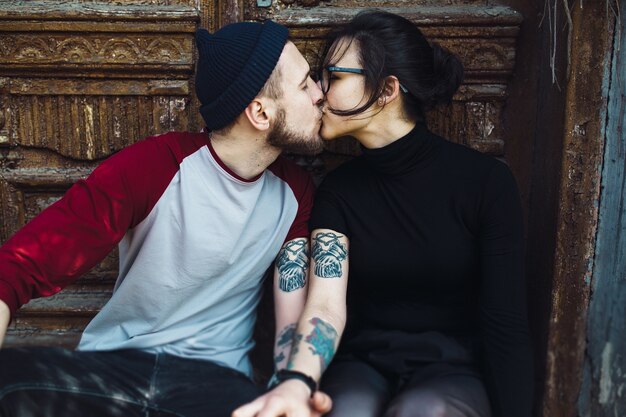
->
<box><xmin>243</xmin><ymin>98</ymin><xmax>273</xmax><ymax>132</ymax></box>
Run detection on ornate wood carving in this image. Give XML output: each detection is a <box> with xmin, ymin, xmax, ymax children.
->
<box><xmin>0</xmin><ymin>1</ymin><xmax>199</xmax><ymax>348</ymax></box>
<box><xmin>0</xmin><ymin>3</ymin><xmax>197</xmax><ymax>79</ymax></box>
<box><xmin>0</xmin><ymin>2</ymin><xmax>199</xmax><ymax>162</ymax></box>
<box><xmin>280</xmin><ymin>0</ymin><xmax>322</xmax><ymax>6</ymax></box>
<box><xmin>2</xmin><ymin>81</ymin><xmax>190</xmax><ymax>160</ymax></box>
<box><xmin>0</xmin><ymin>35</ymin><xmax>192</xmax><ymax>71</ymax></box>
<box><xmin>218</xmin><ymin>0</ymin><xmax>244</xmax><ymax>26</ymax></box>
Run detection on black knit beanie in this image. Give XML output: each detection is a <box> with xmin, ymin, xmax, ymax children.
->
<box><xmin>195</xmin><ymin>20</ymin><xmax>289</xmax><ymax>130</ymax></box>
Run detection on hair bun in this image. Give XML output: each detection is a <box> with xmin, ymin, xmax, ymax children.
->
<box><xmin>427</xmin><ymin>43</ymin><xmax>464</xmax><ymax>108</ymax></box>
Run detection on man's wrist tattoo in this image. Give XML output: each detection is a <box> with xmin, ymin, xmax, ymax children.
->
<box><xmin>274</xmin><ymin>323</ymin><xmax>297</xmax><ymax>369</ymax></box>
<box><xmin>286</xmin><ymin>334</ymin><xmax>303</xmax><ymax>370</ymax></box>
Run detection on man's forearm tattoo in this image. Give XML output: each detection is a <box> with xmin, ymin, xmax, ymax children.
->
<box><xmin>312</xmin><ymin>232</ymin><xmax>347</xmax><ymax>278</ymax></box>
<box><xmin>286</xmin><ymin>334</ymin><xmax>303</xmax><ymax>370</ymax></box>
<box><xmin>277</xmin><ymin>323</ymin><xmax>297</xmax><ymax>346</ymax></box>
<box><xmin>277</xmin><ymin>238</ymin><xmax>309</xmax><ymax>292</ymax></box>
<box><xmin>274</xmin><ymin>323</ymin><xmax>297</xmax><ymax>369</ymax></box>
<box><xmin>274</xmin><ymin>351</ymin><xmax>285</xmax><ymax>366</ymax></box>
<box><xmin>287</xmin><ymin>317</ymin><xmax>338</xmax><ymax>373</ymax></box>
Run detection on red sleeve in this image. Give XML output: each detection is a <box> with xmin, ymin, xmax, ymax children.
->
<box><xmin>0</xmin><ymin>132</ymin><xmax>208</xmax><ymax>315</ymax></box>
<box><xmin>269</xmin><ymin>157</ymin><xmax>316</xmax><ymax>243</ymax></box>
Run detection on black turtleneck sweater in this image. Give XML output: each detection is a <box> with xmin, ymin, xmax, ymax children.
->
<box><xmin>310</xmin><ymin>123</ymin><xmax>533</xmax><ymax>417</ymax></box>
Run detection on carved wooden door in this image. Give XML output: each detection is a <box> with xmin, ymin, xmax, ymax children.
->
<box><xmin>0</xmin><ymin>0</ymin><xmax>522</xmax><ymax>355</ymax></box>
<box><xmin>0</xmin><ymin>0</ymin><xmax>199</xmax><ymax>347</ymax></box>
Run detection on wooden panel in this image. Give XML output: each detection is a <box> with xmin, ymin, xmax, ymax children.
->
<box><xmin>0</xmin><ymin>0</ymin><xmax>199</xmax><ymax>347</ymax></box>
<box><xmin>1</xmin><ymin>172</ymin><xmax>118</xmax><ymax>348</ymax></box>
<box><xmin>578</xmin><ymin>6</ymin><xmax>626</xmax><ymax>416</ymax></box>
<box><xmin>0</xmin><ymin>34</ymin><xmax>193</xmax><ymax>74</ymax></box>
<box><xmin>1</xmin><ymin>168</ymin><xmax>90</xmax><ymax>239</ymax></box>
<box><xmin>540</xmin><ymin>1</ymin><xmax>618</xmax><ymax>416</ymax></box>
<box><xmin>2</xmin><ymin>85</ymin><xmax>189</xmax><ymax>160</ymax></box>
<box><xmin>5</xmin><ymin>316</ymin><xmax>92</xmax><ymax>348</ymax></box>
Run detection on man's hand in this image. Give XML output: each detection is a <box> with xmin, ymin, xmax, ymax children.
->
<box><xmin>310</xmin><ymin>391</ymin><xmax>332</xmax><ymax>415</ymax></box>
<box><xmin>0</xmin><ymin>299</ymin><xmax>10</xmax><ymax>347</ymax></box>
<box><xmin>232</xmin><ymin>380</ymin><xmax>332</xmax><ymax>417</ymax></box>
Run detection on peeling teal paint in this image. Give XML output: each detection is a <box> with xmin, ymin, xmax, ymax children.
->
<box><xmin>579</xmin><ymin>7</ymin><xmax>626</xmax><ymax>416</ymax></box>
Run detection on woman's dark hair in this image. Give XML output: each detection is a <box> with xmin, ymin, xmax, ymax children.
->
<box><xmin>320</xmin><ymin>10</ymin><xmax>464</xmax><ymax>122</ymax></box>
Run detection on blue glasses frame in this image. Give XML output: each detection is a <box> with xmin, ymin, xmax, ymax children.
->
<box><xmin>320</xmin><ymin>66</ymin><xmax>409</xmax><ymax>94</ymax></box>
<box><xmin>327</xmin><ymin>66</ymin><xmax>366</xmax><ymax>75</ymax></box>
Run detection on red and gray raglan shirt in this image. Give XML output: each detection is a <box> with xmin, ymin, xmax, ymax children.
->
<box><xmin>0</xmin><ymin>131</ymin><xmax>314</xmax><ymax>377</ymax></box>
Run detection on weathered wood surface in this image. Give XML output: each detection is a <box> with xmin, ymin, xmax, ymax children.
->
<box><xmin>579</xmin><ymin>5</ymin><xmax>626</xmax><ymax>415</ymax></box>
<box><xmin>0</xmin><ymin>0</ymin><xmax>198</xmax><ymax>348</ymax></box>
<box><xmin>540</xmin><ymin>2</ymin><xmax>618</xmax><ymax>417</ymax></box>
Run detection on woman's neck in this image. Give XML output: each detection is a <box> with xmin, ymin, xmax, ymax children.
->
<box><xmin>354</xmin><ymin>115</ymin><xmax>417</xmax><ymax>150</ymax></box>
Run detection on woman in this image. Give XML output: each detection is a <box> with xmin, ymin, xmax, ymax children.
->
<box><xmin>306</xmin><ymin>11</ymin><xmax>533</xmax><ymax>417</ymax></box>
<box><xmin>234</xmin><ymin>10</ymin><xmax>533</xmax><ymax>417</ymax></box>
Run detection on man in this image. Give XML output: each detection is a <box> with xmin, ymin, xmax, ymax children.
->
<box><xmin>0</xmin><ymin>20</ymin><xmax>330</xmax><ymax>417</ymax></box>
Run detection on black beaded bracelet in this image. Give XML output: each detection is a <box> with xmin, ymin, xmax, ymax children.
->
<box><xmin>267</xmin><ymin>369</ymin><xmax>317</xmax><ymax>398</ymax></box>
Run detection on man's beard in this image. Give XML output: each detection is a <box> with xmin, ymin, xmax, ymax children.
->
<box><xmin>267</xmin><ymin>107</ymin><xmax>324</xmax><ymax>155</ymax></box>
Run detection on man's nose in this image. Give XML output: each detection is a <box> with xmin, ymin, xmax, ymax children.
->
<box><xmin>311</xmin><ymin>78</ymin><xmax>324</xmax><ymax>105</ymax></box>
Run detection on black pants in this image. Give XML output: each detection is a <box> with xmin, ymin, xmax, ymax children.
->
<box><xmin>321</xmin><ymin>331</ymin><xmax>492</xmax><ymax>417</ymax></box>
<box><xmin>321</xmin><ymin>358</ymin><xmax>491</xmax><ymax>417</ymax></box>
<box><xmin>0</xmin><ymin>347</ymin><xmax>262</xmax><ymax>417</ymax></box>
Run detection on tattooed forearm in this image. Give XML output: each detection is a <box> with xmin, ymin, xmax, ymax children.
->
<box><xmin>277</xmin><ymin>323</ymin><xmax>297</xmax><ymax>346</ymax></box>
<box><xmin>312</xmin><ymin>232</ymin><xmax>347</xmax><ymax>278</ymax></box>
<box><xmin>287</xmin><ymin>317</ymin><xmax>338</xmax><ymax>373</ymax></box>
<box><xmin>274</xmin><ymin>351</ymin><xmax>285</xmax><ymax>366</ymax></box>
<box><xmin>286</xmin><ymin>334</ymin><xmax>303</xmax><ymax>370</ymax></box>
<box><xmin>306</xmin><ymin>317</ymin><xmax>338</xmax><ymax>372</ymax></box>
<box><xmin>274</xmin><ymin>323</ymin><xmax>297</xmax><ymax>370</ymax></box>
<box><xmin>277</xmin><ymin>238</ymin><xmax>309</xmax><ymax>292</ymax></box>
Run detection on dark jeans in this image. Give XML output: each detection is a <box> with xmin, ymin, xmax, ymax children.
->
<box><xmin>0</xmin><ymin>347</ymin><xmax>263</xmax><ymax>417</ymax></box>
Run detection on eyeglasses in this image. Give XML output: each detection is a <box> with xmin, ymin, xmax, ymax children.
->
<box><xmin>318</xmin><ymin>66</ymin><xmax>409</xmax><ymax>95</ymax></box>
<box><xmin>318</xmin><ymin>66</ymin><xmax>366</xmax><ymax>94</ymax></box>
